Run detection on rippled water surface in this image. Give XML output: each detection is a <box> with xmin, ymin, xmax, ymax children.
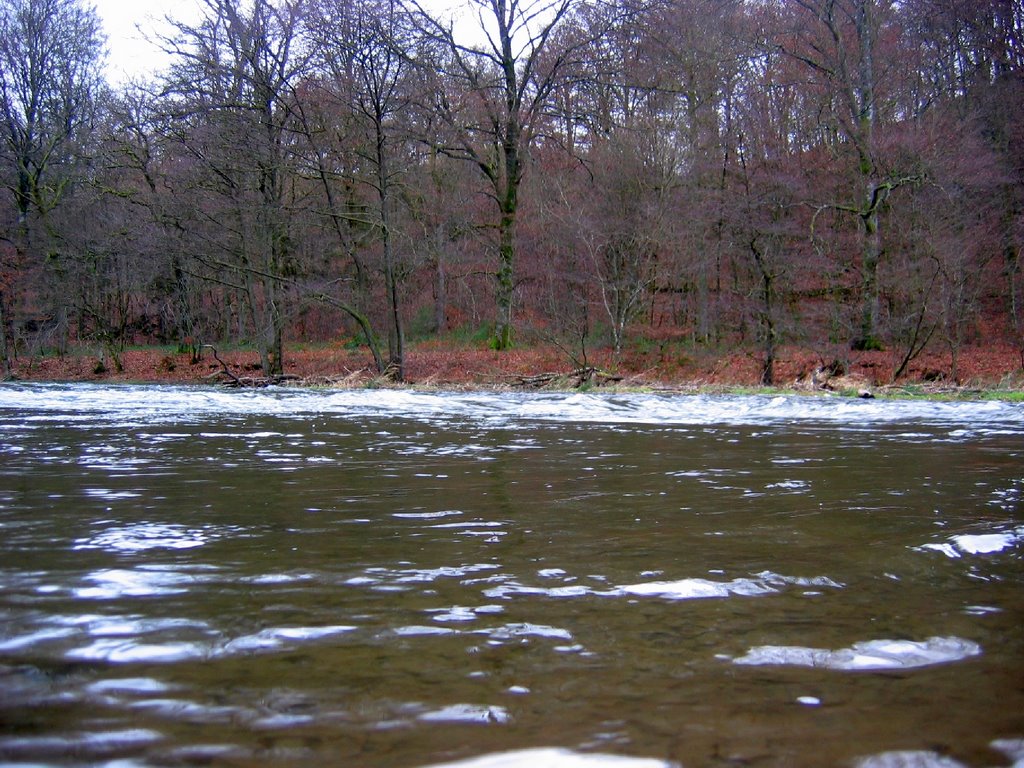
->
<box><xmin>1</xmin><ymin>384</ymin><xmax>1022</xmax><ymax>767</ymax></box>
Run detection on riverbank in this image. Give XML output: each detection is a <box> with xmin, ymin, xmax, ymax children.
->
<box><xmin>7</xmin><ymin>338</ymin><xmax>1024</xmax><ymax>398</ymax></box>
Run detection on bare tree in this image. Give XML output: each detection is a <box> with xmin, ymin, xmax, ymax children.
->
<box><xmin>409</xmin><ymin>0</ymin><xmax>600</xmax><ymax>350</ymax></box>
<box><xmin>159</xmin><ymin>0</ymin><xmax>312</xmax><ymax>376</ymax></box>
<box><xmin>0</xmin><ymin>0</ymin><xmax>104</xmax><ymax>376</ymax></box>
<box><xmin>566</xmin><ymin>133</ymin><xmax>674</xmax><ymax>357</ymax></box>
<box><xmin>311</xmin><ymin>0</ymin><xmax>418</xmax><ymax>379</ymax></box>
<box><xmin>779</xmin><ymin>0</ymin><xmax>918</xmax><ymax>351</ymax></box>
<box><xmin>730</xmin><ymin>143</ymin><xmax>807</xmax><ymax>386</ymax></box>
<box><xmin>104</xmin><ymin>85</ymin><xmax>209</xmax><ymax>358</ymax></box>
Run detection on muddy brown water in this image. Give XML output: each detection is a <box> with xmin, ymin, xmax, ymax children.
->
<box><xmin>0</xmin><ymin>384</ymin><xmax>1022</xmax><ymax>767</ymax></box>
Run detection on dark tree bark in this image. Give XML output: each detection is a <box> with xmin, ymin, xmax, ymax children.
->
<box><xmin>0</xmin><ymin>0</ymin><xmax>103</xmax><ymax>375</ymax></box>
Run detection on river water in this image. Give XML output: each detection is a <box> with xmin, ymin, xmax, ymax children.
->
<box><xmin>0</xmin><ymin>383</ymin><xmax>1022</xmax><ymax>768</ymax></box>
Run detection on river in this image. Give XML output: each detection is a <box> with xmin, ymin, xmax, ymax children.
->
<box><xmin>0</xmin><ymin>383</ymin><xmax>1022</xmax><ymax>767</ymax></box>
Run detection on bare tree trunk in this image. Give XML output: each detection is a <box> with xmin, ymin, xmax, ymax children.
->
<box><xmin>267</xmin><ymin>296</ymin><xmax>284</xmax><ymax>376</ymax></box>
<box><xmin>409</xmin><ymin>0</ymin><xmax>585</xmax><ymax>352</ymax></box>
<box><xmin>789</xmin><ymin>0</ymin><xmax>892</xmax><ymax>351</ymax></box>
<box><xmin>492</xmin><ymin>88</ymin><xmax>522</xmax><ymax>351</ymax></box>
<box><xmin>433</xmin><ymin>228</ymin><xmax>447</xmax><ymax>334</ymax></box>
<box><xmin>1003</xmin><ymin>187</ymin><xmax>1021</xmax><ymax>334</ymax></box>
<box><xmin>0</xmin><ymin>289</ymin><xmax>12</xmax><ymax>379</ymax></box>
<box><xmin>377</xmin><ymin>126</ymin><xmax>404</xmax><ymax>380</ymax></box>
<box><xmin>851</xmin><ymin>0</ymin><xmax>885</xmax><ymax>351</ymax></box>
<box><xmin>855</xmin><ymin>199</ymin><xmax>884</xmax><ymax>350</ymax></box>
<box><xmin>751</xmin><ymin>241</ymin><xmax>777</xmax><ymax>386</ymax></box>
<box><xmin>495</xmin><ymin>206</ymin><xmax>516</xmax><ymax>350</ymax></box>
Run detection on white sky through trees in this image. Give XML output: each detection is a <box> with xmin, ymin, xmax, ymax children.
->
<box><xmin>91</xmin><ymin>0</ymin><xmax>199</xmax><ymax>84</ymax></box>
<box><xmin>92</xmin><ymin>0</ymin><xmax>474</xmax><ymax>85</ymax></box>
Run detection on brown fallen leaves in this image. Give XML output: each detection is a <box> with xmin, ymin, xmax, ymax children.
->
<box><xmin>7</xmin><ymin>338</ymin><xmax>1023</xmax><ymax>393</ymax></box>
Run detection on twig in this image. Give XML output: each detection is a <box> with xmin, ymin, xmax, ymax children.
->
<box><xmin>201</xmin><ymin>344</ymin><xmax>241</xmax><ymax>387</ymax></box>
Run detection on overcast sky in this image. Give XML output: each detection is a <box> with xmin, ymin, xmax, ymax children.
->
<box><xmin>93</xmin><ymin>0</ymin><xmax>201</xmax><ymax>84</ymax></box>
<box><xmin>92</xmin><ymin>0</ymin><xmax>482</xmax><ymax>85</ymax></box>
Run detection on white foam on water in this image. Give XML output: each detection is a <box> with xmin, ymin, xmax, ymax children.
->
<box><xmin>420</xmin><ymin>747</ymin><xmax>677</xmax><ymax>768</ymax></box>
<box><xmin>733</xmin><ymin>636</ymin><xmax>981</xmax><ymax>671</ymax></box>
<box><xmin>3</xmin><ymin>383</ymin><xmax>1023</xmax><ymax>434</ymax></box>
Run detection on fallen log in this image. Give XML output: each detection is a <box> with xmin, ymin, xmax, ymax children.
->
<box><xmin>512</xmin><ymin>367</ymin><xmax>623</xmax><ymax>389</ymax></box>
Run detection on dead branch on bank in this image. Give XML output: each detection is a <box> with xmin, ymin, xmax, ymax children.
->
<box><xmin>201</xmin><ymin>344</ymin><xmax>240</xmax><ymax>386</ymax></box>
<box><xmin>200</xmin><ymin>344</ymin><xmax>301</xmax><ymax>388</ymax></box>
<box><xmin>510</xmin><ymin>366</ymin><xmax>623</xmax><ymax>389</ymax></box>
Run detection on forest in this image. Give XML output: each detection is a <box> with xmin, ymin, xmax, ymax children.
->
<box><xmin>0</xmin><ymin>0</ymin><xmax>1021</xmax><ymax>386</ymax></box>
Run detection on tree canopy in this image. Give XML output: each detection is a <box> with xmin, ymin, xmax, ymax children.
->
<box><xmin>0</xmin><ymin>0</ymin><xmax>1020</xmax><ymax>383</ymax></box>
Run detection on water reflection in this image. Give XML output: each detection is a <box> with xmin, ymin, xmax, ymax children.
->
<box><xmin>1</xmin><ymin>384</ymin><xmax>1022</xmax><ymax>767</ymax></box>
<box><xmin>732</xmin><ymin>636</ymin><xmax>982</xmax><ymax>670</ymax></box>
<box><xmin>919</xmin><ymin>527</ymin><xmax>1024</xmax><ymax>558</ymax></box>
<box><xmin>222</xmin><ymin>625</ymin><xmax>357</xmax><ymax>653</ymax></box>
<box><xmin>75</xmin><ymin>522</ymin><xmax>218</xmax><ymax>551</ymax></box>
<box><xmin>618</xmin><ymin>571</ymin><xmax>842</xmax><ymax>600</ymax></box>
<box><xmin>72</xmin><ymin>566</ymin><xmax>215</xmax><ymax>598</ymax></box>
<box><xmin>422</xmin><ymin>747</ymin><xmax>675</xmax><ymax>767</ymax></box>
<box><xmin>854</xmin><ymin>751</ymin><xmax>968</xmax><ymax>768</ymax></box>
<box><xmin>0</xmin><ymin>729</ymin><xmax>164</xmax><ymax>761</ymax></box>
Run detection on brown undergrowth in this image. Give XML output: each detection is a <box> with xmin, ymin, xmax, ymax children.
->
<box><xmin>8</xmin><ymin>337</ymin><xmax>1024</xmax><ymax>396</ymax></box>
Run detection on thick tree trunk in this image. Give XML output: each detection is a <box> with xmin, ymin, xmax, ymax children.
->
<box><xmin>854</xmin><ymin>202</ymin><xmax>884</xmax><ymax>351</ymax></box>
<box><xmin>494</xmin><ymin>208</ymin><xmax>516</xmax><ymax>350</ymax></box>
<box><xmin>266</xmin><ymin>312</ymin><xmax>284</xmax><ymax>376</ymax></box>
<box><xmin>493</xmin><ymin>125</ymin><xmax>520</xmax><ymax>351</ymax></box>
<box><xmin>252</xmin><ymin>266</ymin><xmax>284</xmax><ymax>377</ymax></box>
